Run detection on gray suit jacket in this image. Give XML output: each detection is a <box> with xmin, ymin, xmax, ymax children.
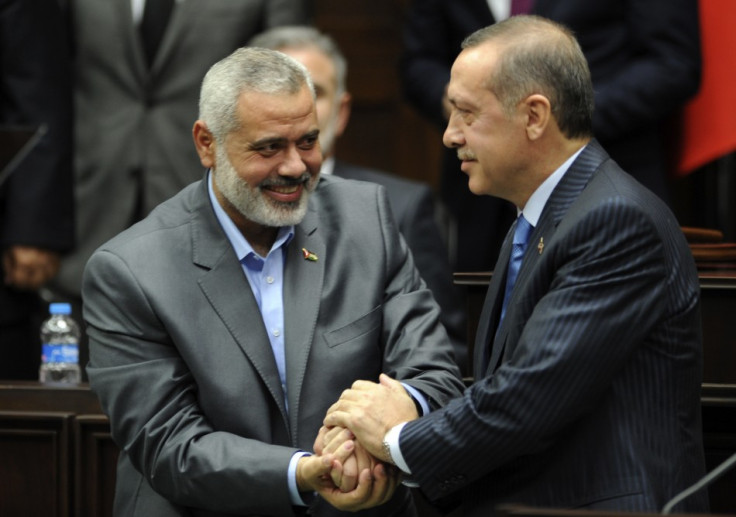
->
<box><xmin>55</xmin><ymin>0</ymin><xmax>310</xmax><ymax>297</ymax></box>
<box><xmin>83</xmin><ymin>174</ymin><xmax>464</xmax><ymax>516</ymax></box>
<box><xmin>398</xmin><ymin>141</ymin><xmax>709</xmax><ymax>515</ymax></box>
<box><xmin>332</xmin><ymin>160</ymin><xmax>468</xmax><ymax>373</ymax></box>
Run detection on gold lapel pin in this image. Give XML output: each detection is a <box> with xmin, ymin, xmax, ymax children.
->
<box><xmin>538</xmin><ymin>237</ymin><xmax>544</xmax><ymax>255</ymax></box>
<box><xmin>302</xmin><ymin>248</ymin><xmax>318</xmax><ymax>262</ymax></box>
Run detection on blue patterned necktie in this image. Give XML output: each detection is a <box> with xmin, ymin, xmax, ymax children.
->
<box><xmin>499</xmin><ymin>214</ymin><xmax>533</xmax><ymax>324</ymax></box>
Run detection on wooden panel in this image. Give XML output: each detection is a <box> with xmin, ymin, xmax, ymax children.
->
<box><xmin>0</xmin><ymin>411</ymin><xmax>74</xmax><ymax>517</ymax></box>
<box><xmin>699</xmin><ymin>275</ymin><xmax>736</xmax><ymax>384</ymax></box>
<box><xmin>0</xmin><ymin>381</ymin><xmax>103</xmax><ymax>414</ymax></box>
<box><xmin>75</xmin><ymin>415</ymin><xmax>117</xmax><ymax>517</ymax></box>
<box><xmin>314</xmin><ymin>0</ymin><xmax>443</xmax><ymax>190</ymax></box>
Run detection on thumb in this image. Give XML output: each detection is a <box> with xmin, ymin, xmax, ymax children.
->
<box><xmin>379</xmin><ymin>373</ymin><xmax>402</xmax><ymax>391</ymax></box>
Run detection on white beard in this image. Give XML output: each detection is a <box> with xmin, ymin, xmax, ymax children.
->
<box><xmin>213</xmin><ymin>144</ymin><xmax>316</xmax><ymax>227</ymax></box>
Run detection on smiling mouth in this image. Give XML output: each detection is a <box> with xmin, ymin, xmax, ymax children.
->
<box><xmin>262</xmin><ymin>182</ymin><xmax>306</xmax><ymax>204</ymax></box>
<box><xmin>268</xmin><ymin>184</ymin><xmax>301</xmax><ymax>194</ymax></box>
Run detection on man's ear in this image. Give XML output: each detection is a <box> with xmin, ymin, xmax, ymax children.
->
<box><xmin>524</xmin><ymin>94</ymin><xmax>552</xmax><ymax>141</ymax></box>
<box><xmin>193</xmin><ymin>120</ymin><xmax>216</xmax><ymax>168</ymax></box>
<box><xmin>333</xmin><ymin>91</ymin><xmax>352</xmax><ymax>140</ymax></box>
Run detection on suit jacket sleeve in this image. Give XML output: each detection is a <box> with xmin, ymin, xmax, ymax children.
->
<box><xmin>84</xmin><ymin>249</ymin><xmax>298</xmax><ymax>516</ymax></box>
<box><xmin>363</xmin><ymin>182</ymin><xmax>465</xmax><ymax>409</ymax></box>
<box><xmin>396</xmin><ymin>182</ymin><xmax>468</xmax><ymax>369</ymax></box>
<box><xmin>398</xmin><ymin>196</ymin><xmax>680</xmax><ymax>498</ymax></box>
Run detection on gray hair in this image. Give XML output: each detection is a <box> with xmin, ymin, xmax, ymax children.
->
<box><xmin>462</xmin><ymin>15</ymin><xmax>594</xmax><ymax>139</ymax></box>
<box><xmin>248</xmin><ymin>25</ymin><xmax>348</xmax><ymax>97</ymax></box>
<box><xmin>198</xmin><ymin>46</ymin><xmax>315</xmax><ymax>142</ymax></box>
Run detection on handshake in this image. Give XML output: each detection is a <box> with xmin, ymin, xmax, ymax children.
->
<box><xmin>295</xmin><ymin>374</ymin><xmax>420</xmax><ymax>511</ymax></box>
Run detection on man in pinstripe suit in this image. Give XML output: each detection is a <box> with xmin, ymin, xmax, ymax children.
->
<box><xmin>323</xmin><ymin>15</ymin><xmax>709</xmax><ymax>516</ymax></box>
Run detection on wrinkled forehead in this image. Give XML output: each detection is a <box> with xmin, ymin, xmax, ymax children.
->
<box><xmin>238</xmin><ymin>85</ymin><xmax>316</xmax><ymax>122</ymax></box>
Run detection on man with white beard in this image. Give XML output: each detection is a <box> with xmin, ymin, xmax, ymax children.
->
<box><xmin>81</xmin><ymin>46</ymin><xmax>463</xmax><ymax>516</ymax></box>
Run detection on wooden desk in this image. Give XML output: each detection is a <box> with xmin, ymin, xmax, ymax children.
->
<box><xmin>0</xmin><ymin>382</ymin><xmax>116</xmax><ymax>517</ymax></box>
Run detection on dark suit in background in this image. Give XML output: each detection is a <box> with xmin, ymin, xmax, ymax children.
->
<box><xmin>401</xmin><ymin>0</ymin><xmax>701</xmax><ymax>271</ymax></box>
<box><xmin>0</xmin><ymin>0</ymin><xmax>73</xmax><ymax>379</ymax></box>
<box><xmin>402</xmin><ymin>0</ymin><xmax>515</xmax><ymax>272</ymax></box>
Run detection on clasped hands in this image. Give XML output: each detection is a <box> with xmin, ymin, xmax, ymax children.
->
<box><xmin>3</xmin><ymin>245</ymin><xmax>60</xmax><ymax>290</ymax></box>
<box><xmin>295</xmin><ymin>374</ymin><xmax>420</xmax><ymax>511</ymax></box>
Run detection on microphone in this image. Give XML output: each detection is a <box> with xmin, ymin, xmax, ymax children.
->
<box><xmin>661</xmin><ymin>451</ymin><xmax>736</xmax><ymax>514</ymax></box>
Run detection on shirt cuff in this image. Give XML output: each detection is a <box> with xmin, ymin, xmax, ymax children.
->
<box><xmin>385</xmin><ymin>421</ymin><xmax>412</xmax><ymax>475</ymax></box>
<box><xmin>288</xmin><ymin>451</ymin><xmax>313</xmax><ymax>506</ymax></box>
<box><xmin>401</xmin><ymin>382</ymin><xmax>430</xmax><ymax>416</ymax></box>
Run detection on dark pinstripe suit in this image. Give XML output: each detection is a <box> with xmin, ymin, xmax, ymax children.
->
<box><xmin>398</xmin><ymin>141</ymin><xmax>709</xmax><ymax>515</ymax></box>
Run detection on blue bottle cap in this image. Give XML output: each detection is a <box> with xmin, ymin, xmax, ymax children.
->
<box><xmin>49</xmin><ymin>302</ymin><xmax>72</xmax><ymax>315</ymax></box>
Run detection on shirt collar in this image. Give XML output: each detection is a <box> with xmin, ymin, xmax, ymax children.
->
<box><xmin>207</xmin><ymin>170</ymin><xmax>294</xmax><ymax>261</ymax></box>
<box><xmin>320</xmin><ymin>156</ymin><xmax>335</xmax><ymax>176</ymax></box>
<box><xmin>520</xmin><ymin>145</ymin><xmax>585</xmax><ymax>227</ymax></box>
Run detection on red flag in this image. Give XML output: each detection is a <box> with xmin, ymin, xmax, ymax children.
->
<box><xmin>676</xmin><ymin>0</ymin><xmax>736</xmax><ymax>175</ymax></box>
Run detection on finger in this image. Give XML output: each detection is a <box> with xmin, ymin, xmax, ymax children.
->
<box><xmin>318</xmin><ymin>467</ymin><xmax>376</xmax><ymax>512</ymax></box>
<box><xmin>296</xmin><ymin>454</ymin><xmax>334</xmax><ymax>493</ymax></box>
<box><xmin>323</xmin><ymin>409</ymin><xmax>352</xmax><ymax>430</ymax></box>
<box><xmin>371</xmin><ymin>462</ymin><xmax>397</xmax><ymax>506</ymax></box>
<box><xmin>352</xmin><ymin>441</ymin><xmax>374</xmax><ymax>474</ymax></box>
<box><xmin>324</xmin><ymin>425</ymin><xmax>352</xmax><ymax>446</ymax></box>
<box><xmin>322</xmin><ymin>427</ymin><xmax>354</xmax><ymax>455</ymax></box>
<box><xmin>329</xmin><ymin>456</ymin><xmax>345</xmax><ymax>490</ymax></box>
<box><xmin>328</xmin><ymin>440</ymin><xmax>355</xmax><ymax>465</ymax></box>
<box><xmin>379</xmin><ymin>374</ymin><xmax>406</xmax><ymax>395</ymax></box>
<box><xmin>337</xmin><ymin>454</ymin><xmax>358</xmax><ymax>492</ymax></box>
<box><xmin>313</xmin><ymin>426</ymin><xmax>329</xmax><ymax>455</ymax></box>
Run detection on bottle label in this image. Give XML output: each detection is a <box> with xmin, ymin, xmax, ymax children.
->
<box><xmin>41</xmin><ymin>343</ymin><xmax>79</xmax><ymax>363</ymax></box>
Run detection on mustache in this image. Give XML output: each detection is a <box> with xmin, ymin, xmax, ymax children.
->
<box><xmin>457</xmin><ymin>149</ymin><xmax>476</xmax><ymax>161</ymax></box>
<box><xmin>260</xmin><ymin>171</ymin><xmax>314</xmax><ymax>189</ymax></box>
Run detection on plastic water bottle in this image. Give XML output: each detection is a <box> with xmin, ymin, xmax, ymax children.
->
<box><xmin>39</xmin><ymin>302</ymin><xmax>81</xmax><ymax>384</ymax></box>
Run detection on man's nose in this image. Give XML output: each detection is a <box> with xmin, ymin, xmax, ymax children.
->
<box><xmin>443</xmin><ymin>113</ymin><xmax>464</xmax><ymax>149</ymax></box>
<box><xmin>279</xmin><ymin>145</ymin><xmax>307</xmax><ymax>177</ymax></box>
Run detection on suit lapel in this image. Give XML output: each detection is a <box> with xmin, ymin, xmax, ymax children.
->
<box><xmin>474</xmin><ymin>223</ymin><xmax>514</xmax><ymax>379</ymax></box>
<box><xmin>191</xmin><ymin>181</ymin><xmax>289</xmax><ymax>426</ymax></box>
<box><xmin>283</xmin><ymin>206</ymin><xmax>324</xmax><ymax>437</ymax></box>
<box><xmin>479</xmin><ymin>140</ymin><xmax>609</xmax><ymax>377</ymax></box>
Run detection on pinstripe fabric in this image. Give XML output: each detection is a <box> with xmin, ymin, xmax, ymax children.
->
<box><xmin>400</xmin><ymin>140</ymin><xmax>709</xmax><ymax>516</ymax></box>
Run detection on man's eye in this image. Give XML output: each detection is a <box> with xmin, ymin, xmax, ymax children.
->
<box><xmin>457</xmin><ymin>108</ymin><xmax>473</xmax><ymax>121</ymax></box>
<box><xmin>299</xmin><ymin>136</ymin><xmax>318</xmax><ymax>149</ymax></box>
<box><xmin>257</xmin><ymin>143</ymin><xmax>280</xmax><ymax>155</ymax></box>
